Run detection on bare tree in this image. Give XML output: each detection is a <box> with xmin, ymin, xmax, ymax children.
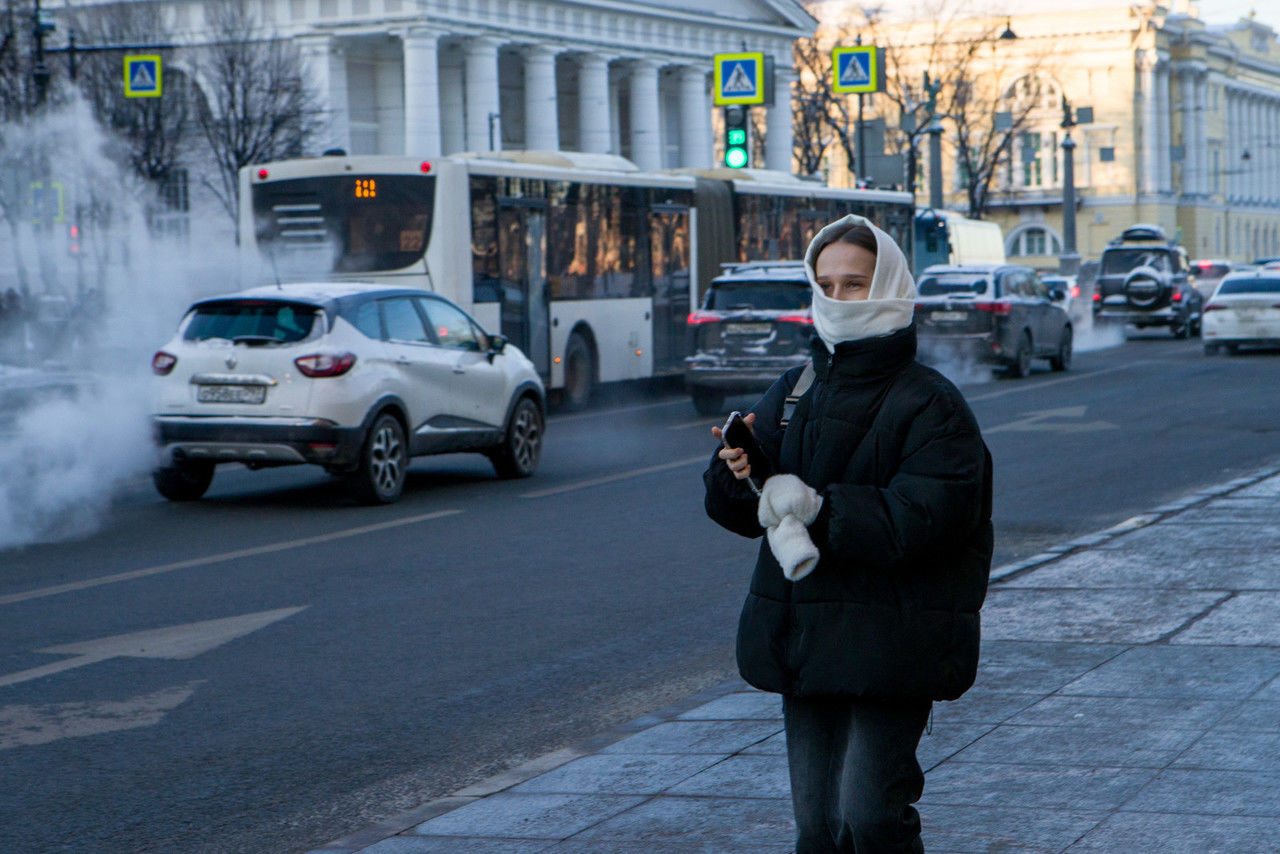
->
<box><xmin>194</xmin><ymin>0</ymin><xmax>321</xmax><ymax>223</ymax></box>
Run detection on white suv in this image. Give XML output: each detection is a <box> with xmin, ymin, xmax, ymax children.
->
<box><xmin>151</xmin><ymin>283</ymin><xmax>545</xmax><ymax>504</ymax></box>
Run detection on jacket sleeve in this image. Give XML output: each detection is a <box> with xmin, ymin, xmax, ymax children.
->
<box><xmin>815</xmin><ymin>390</ymin><xmax>988</xmax><ymax>567</ymax></box>
<box><xmin>702</xmin><ymin>367</ymin><xmax>799</xmax><ymax>539</ymax></box>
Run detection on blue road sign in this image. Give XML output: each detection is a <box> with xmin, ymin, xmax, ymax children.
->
<box><xmin>832</xmin><ymin>47</ymin><xmax>882</xmax><ymax>94</ymax></box>
<box><xmin>714</xmin><ymin>52</ymin><xmax>764</xmax><ymax>105</ymax></box>
<box><xmin>124</xmin><ymin>55</ymin><xmax>162</xmax><ymax>98</ymax></box>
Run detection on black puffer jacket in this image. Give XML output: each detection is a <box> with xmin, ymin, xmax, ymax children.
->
<box><xmin>704</xmin><ymin>324</ymin><xmax>992</xmax><ymax>701</ymax></box>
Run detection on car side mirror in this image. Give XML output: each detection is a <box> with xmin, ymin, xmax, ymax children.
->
<box><xmin>487</xmin><ymin>333</ymin><xmax>508</xmax><ymax>362</ymax></box>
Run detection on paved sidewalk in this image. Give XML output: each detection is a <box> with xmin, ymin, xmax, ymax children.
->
<box><xmin>310</xmin><ymin>461</ymin><xmax>1280</xmax><ymax>854</ymax></box>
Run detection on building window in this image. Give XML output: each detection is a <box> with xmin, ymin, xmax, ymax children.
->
<box><xmin>1021</xmin><ymin>133</ymin><xmax>1043</xmax><ymax>187</ymax></box>
<box><xmin>1009</xmin><ymin>226</ymin><xmax>1061</xmax><ymax>257</ymax></box>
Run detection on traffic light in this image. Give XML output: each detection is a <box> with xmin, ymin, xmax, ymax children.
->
<box><xmin>723</xmin><ymin>106</ymin><xmax>749</xmax><ymax>169</ymax></box>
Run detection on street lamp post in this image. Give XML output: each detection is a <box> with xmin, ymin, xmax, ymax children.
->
<box><xmin>1059</xmin><ymin>96</ymin><xmax>1081</xmax><ymax>275</ymax></box>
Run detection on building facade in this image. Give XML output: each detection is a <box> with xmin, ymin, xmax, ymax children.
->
<box><xmin>140</xmin><ymin>0</ymin><xmax>814</xmax><ymax>173</ymax></box>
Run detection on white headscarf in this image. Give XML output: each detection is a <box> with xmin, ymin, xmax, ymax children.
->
<box><xmin>802</xmin><ymin>214</ymin><xmax>917</xmax><ymax>352</ymax></box>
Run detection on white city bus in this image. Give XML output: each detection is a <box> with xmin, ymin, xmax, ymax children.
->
<box><xmin>239</xmin><ymin>151</ymin><xmax>913</xmax><ymax>407</ymax></box>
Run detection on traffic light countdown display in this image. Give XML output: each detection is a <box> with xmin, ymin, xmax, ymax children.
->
<box><xmin>723</xmin><ymin>106</ymin><xmax>749</xmax><ymax>169</ymax></box>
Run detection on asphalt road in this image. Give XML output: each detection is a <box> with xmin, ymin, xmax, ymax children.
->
<box><xmin>2</xmin><ymin>333</ymin><xmax>1279</xmax><ymax>853</ymax></box>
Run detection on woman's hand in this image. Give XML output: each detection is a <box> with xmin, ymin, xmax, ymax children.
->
<box><xmin>711</xmin><ymin>412</ymin><xmax>756</xmax><ymax>481</ymax></box>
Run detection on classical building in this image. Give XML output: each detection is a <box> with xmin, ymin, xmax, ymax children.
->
<box><xmin>150</xmin><ymin>0</ymin><xmax>814</xmax><ymax>172</ymax></box>
<box><xmin>806</xmin><ymin>2</ymin><xmax>1280</xmax><ymax>266</ymax></box>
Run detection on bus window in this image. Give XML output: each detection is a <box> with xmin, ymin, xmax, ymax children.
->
<box><xmin>471</xmin><ymin>176</ymin><xmax>501</xmax><ymax>303</ymax></box>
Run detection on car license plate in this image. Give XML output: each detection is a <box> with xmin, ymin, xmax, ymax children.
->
<box><xmin>725</xmin><ymin>322</ymin><xmax>771</xmax><ymax>335</ymax></box>
<box><xmin>930</xmin><ymin>311</ymin><xmax>966</xmax><ymax>322</ymax></box>
<box><xmin>197</xmin><ymin>384</ymin><xmax>266</xmax><ymax>404</ymax></box>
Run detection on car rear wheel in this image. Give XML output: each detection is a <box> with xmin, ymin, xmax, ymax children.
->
<box><xmin>562</xmin><ymin>333</ymin><xmax>594</xmax><ymax>412</ymax></box>
<box><xmin>691</xmin><ymin>388</ymin><xmax>725</xmax><ymax>416</ymax></box>
<box><xmin>1224</xmin><ymin>343</ymin><xmax>1240</xmax><ymax>356</ymax></box>
<box><xmin>348</xmin><ymin>413</ymin><xmax>407</xmax><ymax>504</ymax></box>
<box><xmin>153</xmin><ymin>460</ymin><xmax>215</xmax><ymax>501</ymax></box>
<box><xmin>489</xmin><ymin>397</ymin><xmax>543</xmax><ymax>479</ymax></box>
<box><xmin>1049</xmin><ymin>325</ymin><xmax>1072</xmax><ymax>372</ymax></box>
<box><xmin>1007</xmin><ymin>331</ymin><xmax>1033</xmax><ymax>378</ymax></box>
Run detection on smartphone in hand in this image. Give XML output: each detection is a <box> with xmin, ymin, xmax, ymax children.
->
<box><xmin>721</xmin><ymin>411</ymin><xmax>773</xmax><ymax>491</ymax></box>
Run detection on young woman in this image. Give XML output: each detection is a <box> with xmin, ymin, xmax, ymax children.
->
<box><xmin>705</xmin><ymin>215</ymin><xmax>993</xmax><ymax>853</ymax></box>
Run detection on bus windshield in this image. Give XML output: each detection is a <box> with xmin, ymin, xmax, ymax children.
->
<box><xmin>252</xmin><ymin>174</ymin><xmax>435</xmax><ymax>275</ymax></box>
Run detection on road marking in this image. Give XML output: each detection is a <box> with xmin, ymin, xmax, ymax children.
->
<box><xmin>985</xmin><ymin>405</ymin><xmax>1119</xmax><ymax>434</ymax></box>
<box><xmin>0</xmin><ymin>682</ymin><xmax>200</xmax><ymax>749</ymax></box>
<box><xmin>522</xmin><ymin>454</ymin><xmax>708</xmax><ymax>499</ymax></box>
<box><xmin>667</xmin><ymin>417</ymin><xmax>720</xmax><ymax>431</ymax></box>
<box><xmin>548</xmin><ymin>398</ymin><xmax>688</xmax><ymax>425</ymax></box>
<box><xmin>0</xmin><ymin>509</ymin><xmax>462</xmax><ymax>607</ymax></box>
<box><xmin>0</xmin><ymin>606</ymin><xmax>307</xmax><ymax>688</ymax></box>
<box><xmin>966</xmin><ymin>361</ymin><xmax>1152</xmax><ymax>403</ymax></box>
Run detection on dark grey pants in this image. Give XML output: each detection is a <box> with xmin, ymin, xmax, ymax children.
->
<box><xmin>783</xmin><ymin>694</ymin><xmax>932</xmax><ymax>854</ymax></box>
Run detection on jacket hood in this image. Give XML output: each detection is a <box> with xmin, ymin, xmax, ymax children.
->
<box><xmin>803</xmin><ymin>214</ymin><xmax>917</xmax><ymax>351</ymax></box>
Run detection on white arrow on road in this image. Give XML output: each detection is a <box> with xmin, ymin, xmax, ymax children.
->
<box><xmin>0</xmin><ymin>682</ymin><xmax>201</xmax><ymax>749</ymax></box>
<box><xmin>0</xmin><ymin>606</ymin><xmax>307</xmax><ymax>688</ymax></box>
<box><xmin>986</xmin><ymin>405</ymin><xmax>1119</xmax><ymax>434</ymax></box>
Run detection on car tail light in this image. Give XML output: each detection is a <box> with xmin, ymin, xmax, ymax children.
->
<box><xmin>1071</xmin><ymin>285</ymin><xmax>1080</xmax><ymax>299</ymax></box>
<box><xmin>1092</xmin><ymin>291</ymin><xmax>1101</xmax><ymax>302</ymax></box>
<box><xmin>152</xmin><ymin>351</ymin><xmax>177</xmax><ymax>375</ymax></box>
<box><xmin>777</xmin><ymin>314</ymin><xmax>813</xmax><ymax>324</ymax></box>
<box><xmin>975</xmin><ymin>301</ymin><xmax>1012</xmax><ymax>316</ymax></box>
<box><xmin>1172</xmin><ymin>291</ymin><xmax>1182</xmax><ymax>302</ymax></box>
<box><xmin>294</xmin><ymin>352</ymin><xmax>356</xmax><ymax>377</ymax></box>
<box><xmin>687</xmin><ymin>312</ymin><xmax>719</xmax><ymax>325</ymax></box>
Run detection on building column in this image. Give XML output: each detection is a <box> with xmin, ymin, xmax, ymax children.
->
<box><xmin>1193</xmin><ymin>71</ymin><xmax>1208</xmax><ymax>196</ymax></box>
<box><xmin>677</xmin><ymin>65</ymin><xmax>710</xmax><ymax>169</ymax></box>
<box><xmin>402</xmin><ymin>27</ymin><xmax>443</xmax><ymax>157</ymax></box>
<box><xmin>439</xmin><ymin>48</ymin><xmax>465</xmax><ymax>155</ymax></box>
<box><xmin>465</xmin><ymin>36</ymin><xmax>502</xmax><ymax>151</ymax></box>
<box><xmin>1178</xmin><ymin>67</ymin><xmax>1196</xmax><ymax>198</ymax></box>
<box><xmin>576</xmin><ymin>54</ymin><xmax>611</xmax><ymax>155</ymax></box>
<box><xmin>628</xmin><ymin>59</ymin><xmax>662</xmax><ymax>171</ymax></box>
<box><xmin>1156</xmin><ymin>55</ymin><xmax>1171</xmax><ymax>194</ymax></box>
<box><xmin>765</xmin><ymin>66</ymin><xmax>795</xmax><ymax>174</ymax></box>
<box><xmin>1138</xmin><ymin>50</ymin><xmax>1159</xmax><ymax>196</ymax></box>
<box><xmin>300</xmin><ymin>34</ymin><xmax>350</xmax><ymax>154</ymax></box>
<box><xmin>1249</xmin><ymin>95</ymin><xmax>1259</xmax><ymax>204</ymax></box>
<box><xmin>1227</xmin><ymin>90</ymin><xmax>1238</xmax><ymax>202</ymax></box>
<box><xmin>522</xmin><ymin>44</ymin><xmax>560</xmax><ymax>151</ymax></box>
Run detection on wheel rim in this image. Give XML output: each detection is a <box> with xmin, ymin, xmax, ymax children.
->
<box><xmin>511</xmin><ymin>404</ymin><xmax>542</xmax><ymax>471</ymax></box>
<box><xmin>370</xmin><ymin>423</ymin><xmax>403</xmax><ymax>494</ymax></box>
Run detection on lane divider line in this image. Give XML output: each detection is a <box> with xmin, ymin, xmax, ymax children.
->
<box><xmin>522</xmin><ymin>455</ymin><xmax>708</xmax><ymax>499</ymax></box>
<box><xmin>548</xmin><ymin>398</ymin><xmax>689</xmax><ymax>425</ymax></box>
<box><xmin>0</xmin><ymin>509</ymin><xmax>463</xmax><ymax>607</ymax></box>
<box><xmin>966</xmin><ymin>361</ymin><xmax>1152</xmax><ymax>403</ymax></box>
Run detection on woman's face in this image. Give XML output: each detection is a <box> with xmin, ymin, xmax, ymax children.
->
<box><xmin>815</xmin><ymin>240</ymin><xmax>876</xmax><ymax>302</ymax></box>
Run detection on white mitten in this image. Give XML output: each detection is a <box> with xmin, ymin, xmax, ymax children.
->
<box><xmin>768</xmin><ymin>514</ymin><xmax>820</xmax><ymax>581</ymax></box>
<box><xmin>757</xmin><ymin>474</ymin><xmax>824</xmax><ymax>529</ymax></box>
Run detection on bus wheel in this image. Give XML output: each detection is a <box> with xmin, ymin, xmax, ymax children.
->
<box><xmin>563</xmin><ymin>334</ymin><xmax>594</xmax><ymax>411</ymax></box>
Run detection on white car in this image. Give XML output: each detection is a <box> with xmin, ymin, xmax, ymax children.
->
<box><xmin>151</xmin><ymin>283</ymin><xmax>545</xmax><ymax>504</ymax></box>
<box><xmin>1202</xmin><ymin>270</ymin><xmax>1280</xmax><ymax>355</ymax></box>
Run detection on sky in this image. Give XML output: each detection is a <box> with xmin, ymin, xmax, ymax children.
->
<box><xmin>1197</xmin><ymin>0</ymin><xmax>1277</xmax><ymax>27</ymax></box>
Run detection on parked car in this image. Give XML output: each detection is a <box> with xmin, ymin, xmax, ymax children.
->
<box><xmin>151</xmin><ymin>283</ymin><xmax>545</xmax><ymax>504</ymax></box>
<box><xmin>1040</xmin><ymin>273</ymin><xmax>1091</xmax><ymax>327</ymax></box>
<box><xmin>916</xmin><ymin>263</ymin><xmax>1073</xmax><ymax>378</ymax></box>
<box><xmin>1092</xmin><ymin>224</ymin><xmax>1202</xmax><ymax>337</ymax></box>
<box><xmin>1191</xmin><ymin>258</ymin><xmax>1233</xmax><ymax>300</ymax></box>
<box><xmin>1202</xmin><ymin>270</ymin><xmax>1280</xmax><ymax>355</ymax></box>
<box><xmin>684</xmin><ymin>261</ymin><xmax>813</xmax><ymax>415</ymax></box>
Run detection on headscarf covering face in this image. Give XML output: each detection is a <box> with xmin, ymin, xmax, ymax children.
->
<box><xmin>803</xmin><ymin>214</ymin><xmax>917</xmax><ymax>351</ymax></box>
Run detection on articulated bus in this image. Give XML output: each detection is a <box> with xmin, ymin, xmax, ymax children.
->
<box><xmin>239</xmin><ymin>151</ymin><xmax>913</xmax><ymax>407</ymax></box>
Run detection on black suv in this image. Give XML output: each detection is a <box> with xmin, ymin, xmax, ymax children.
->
<box><xmin>685</xmin><ymin>261</ymin><xmax>813</xmax><ymax>415</ymax></box>
<box><xmin>1093</xmin><ymin>224</ymin><xmax>1202</xmax><ymax>337</ymax></box>
<box><xmin>915</xmin><ymin>263</ymin><xmax>1073</xmax><ymax>378</ymax></box>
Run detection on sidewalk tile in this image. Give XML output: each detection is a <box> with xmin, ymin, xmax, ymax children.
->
<box><xmin>599</xmin><ymin>720</ymin><xmax>781</xmax><ymax>755</ymax></box>
<box><xmin>1059</xmin><ymin>645</ymin><xmax>1280</xmax><ymax>699</ymax></box>
<box><xmin>409</xmin><ymin>793</ymin><xmax>646</xmax><ymax>840</ymax></box>
<box><xmin>667</xmin><ymin>755</ymin><xmax>790</xmax><ymax>799</ymax></box>
<box><xmin>1122</xmin><ymin>768</ymin><xmax>1280</xmax><ymax>816</ymax></box>
<box><xmin>931</xmin><ymin>692</ymin><xmax>1041</xmax><ymax>725</ymax></box>
<box><xmin>1006</xmin><ymin>694</ymin><xmax>1235</xmax><ymax>730</ymax></box>
<box><xmin>1227</xmin><ymin>474</ymin><xmax>1280</xmax><ymax>498</ymax></box>
<box><xmin>1214</xmin><ymin>699</ymin><xmax>1280</xmax><ymax>730</ymax></box>
<box><xmin>740</xmin><ymin>731</ymin><xmax>786</xmax><ymax>755</ymax></box>
<box><xmin>1171</xmin><ymin>728</ymin><xmax>1280</xmax><ymax>772</ymax></box>
<box><xmin>358</xmin><ymin>839</ymin><xmax>554</xmax><ymax>853</ymax></box>
<box><xmin>981</xmin><ymin>588</ymin><xmax>1225</xmax><ymax>643</ymax></box>
<box><xmin>1067</xmin><ymin>812</ymin><xmax>1280</xmax><ymax>852</ymax></box>
<box><xmin>918</xmin><ymin>804</ymin><xmax>1104</xmax><ymax>853</ymax></box>
<box><xmin>1096</xmin><ymin>523</ymin><xmax>1280</xmax><ymax>553</ymax></box>
<box><xmin>677</xmin><ymin>692</ymin><xmax>782</xmax><ymax>720</ymax></box>
<box><xmin>923</xmin><ymin>762</ymin><xmax>1158</xmax><ymax>810</ymax></box>
<box><xmin>972</xmin><ymin>641</ymin><xmax>1126</xmax><ymax>694</ymax></box>
<box><xmin>918</xmin><ymin>723</ymin><xmax>993</xmax><ymax>772</ymax></box>
<box><xmin>511</xmin><ymin>753</ymin><xmax>724</xmax><ymax>795</ymax></box>
<box><xmin>550</xmin><ymin>841</ymin><xmax>791</xmax><ymax>853</ymax></box>
<box><xmin>1006</xmin><ymin>548</ymin><xmax>1279</xmax><ymax>590</ymax></box>
<box><xmin>1256</xmin><ymin>674</ymin><xmax>1280</xmax><ymax>700</ymax></box>
<box><xmin>1178</xmin><ymin>505</ymin><xmax>1280</xmax><ymax>525</ymax></box>
<box><xmin>948</xmin><ymin>723</ymin><xmax>1202</xmax><ymax>767</ymax></box>
<box><xmin>569</xmin><ymin>795</ymin><xmax>793</xmax><ymax>846</ymax></box>
<box><xmin>1171</xmin><ymin>592</ymin><xmax>1280</xmax><ymax>645</ymax></box>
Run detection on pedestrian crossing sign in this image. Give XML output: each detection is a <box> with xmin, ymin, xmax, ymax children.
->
<box><xmin>714</xmin><ymin>52</ymin><xmax>765</xmax><ymax>105</ymax></box>
<box><xmin>832</xmin><ymin>46</ymin><xmax>883</xmax><ymax>94</ymax></box>
<box><xmin>124</xmin><ymin>55</ymin><xmax>162</xmax><ymax>98</ymax></box>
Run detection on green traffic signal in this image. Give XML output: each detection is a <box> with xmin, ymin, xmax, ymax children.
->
<box><xmin>727</xmin><ymin>129</ymin><xmax>746</xmax><ymax>146</ymax></box>
<box><xmin>723</xmin><ymin>106</ymin><xmax>749</xmax><ymax>169</ymax></box>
